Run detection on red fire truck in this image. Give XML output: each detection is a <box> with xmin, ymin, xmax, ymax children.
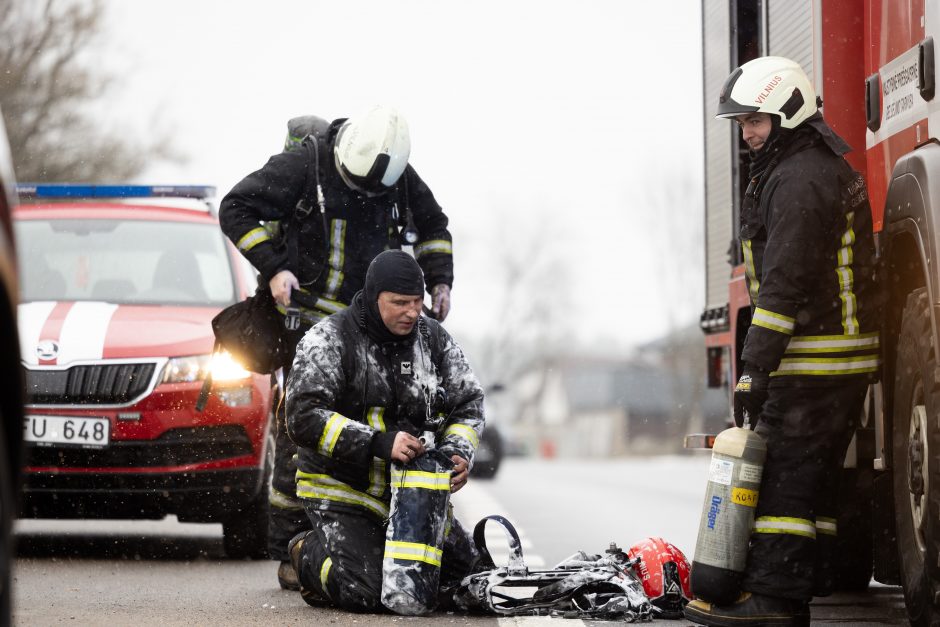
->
<box><xmin>700</xmin><ymin>0</ymin><xmax>940</xmax><ymax>622</ymax></box>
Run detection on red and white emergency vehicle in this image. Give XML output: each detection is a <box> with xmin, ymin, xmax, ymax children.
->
<box><xmin>15</xmin><ymin>184</ymin><xmax>273</xmax><ymax>559</ymax></box>
<box><xmin>701</xmin><ymin>1</ymin><xmax>940</xmax><ymax>623</ymax></box>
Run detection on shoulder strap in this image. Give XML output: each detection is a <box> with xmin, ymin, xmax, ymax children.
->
<box><xmin>287</xmin><ymin>136</ymin><xmax>330</xmax><ymax>287</ymax></box>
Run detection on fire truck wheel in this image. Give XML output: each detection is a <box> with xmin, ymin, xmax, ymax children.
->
<box><xmin>223</xmin><ymin>432</ymin><xmax>274</xmax><ymax>560</ymax></box>
<box><xmin>893</xmin><ymin>287</ymin><xmax>940</xmax><ymax>626</ymax></box>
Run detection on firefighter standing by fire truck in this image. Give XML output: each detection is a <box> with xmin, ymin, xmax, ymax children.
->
<box><xmin>684</xmin><ymin>57</ymin><xmax>879</xmax><ymax>627</ymax></box>
<box><xmin>219</xmin><ymin>106</ymin><xmax>455</xmax><ymax>590</ymax></box>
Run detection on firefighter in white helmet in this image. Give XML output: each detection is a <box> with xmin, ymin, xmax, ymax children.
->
<box><xmin>684</xmin><ymin>56</ymin><xmax>879</xmax><ymax>627</ymax></box>
<box><xmin>219</xmin><ymin>105</ymin><xmax>455</xmax><ymax>590</ymax></box>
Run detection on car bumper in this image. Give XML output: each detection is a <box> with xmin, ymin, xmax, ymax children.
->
<box><xmin>20</xmin><ymin>377</ymin><xmax>272</xmax><ymax>522</ymax></box>
<box><xmin>20</xmin><ymin>467</ymin><xmax>266</xmax><ymax>522</ymax></box>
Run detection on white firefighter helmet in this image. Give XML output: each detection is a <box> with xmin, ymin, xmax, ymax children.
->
<box><xmin>334</xmin><ymin>105</ymin><xmax>411</xmax><ymax>195</ymax></box>
<box><xmin>716</xmin><ymin>56</ymin><xmax>817</xmax><ymax>129</ymax></box>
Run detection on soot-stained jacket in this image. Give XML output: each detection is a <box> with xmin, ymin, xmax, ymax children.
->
<box><xmin>740</xmin><ymin>115</ymin><xmax>879</xmax><ymax>384</ymax></box>
<box><xmin>219</xmin><ymin>119</ymin><xmax>454</xmax><ymax>323</ymax></box>
<box><xmin>285</xmin><ymin>300</ymin><xmax>484</xmax><ymax>519</ymax></box>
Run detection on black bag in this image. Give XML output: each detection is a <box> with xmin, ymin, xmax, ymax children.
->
<box><xmin>211</xmin><ymin>285</ymin><xmax>287</xmax><ymax>375</ymax></box>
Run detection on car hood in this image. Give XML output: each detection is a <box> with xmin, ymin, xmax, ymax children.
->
<box><xmin>18</xmin><ymin>301</ymin><xmax>219</xmax><ymax>366</ymax></box>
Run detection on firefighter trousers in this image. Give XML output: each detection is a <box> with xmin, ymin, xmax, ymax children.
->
<box><xmin>295</xmin><ymin>502</ymin><xmax>480</xmax><ymax>613</ymax></box>
<box><xmin>267</xmin><ymin>324</ymin><xmax>314</xmax><ymax>561</ymax></box>
<box><xmin>742</xmin><ymin>380</ymin><xmax>869</xmax><ymax>601</ymax></box>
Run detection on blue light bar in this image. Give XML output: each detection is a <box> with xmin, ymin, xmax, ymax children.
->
<box><xmin>16</xmin><ymin>184</ymin><xmax>216</xmax><ymax>200</ymax></box>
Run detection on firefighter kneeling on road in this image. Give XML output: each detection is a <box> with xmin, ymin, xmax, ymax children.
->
<box><xmin>283</xmin><ymin>250</ymin><xmax>484</xmax><ymax>614</ymax></box>
<box><xmin>684</xmin><ymin>56</ymin><xmax>879</xmax><ymax>627</ymax></box>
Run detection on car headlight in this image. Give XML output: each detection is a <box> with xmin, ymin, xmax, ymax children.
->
<box><xmin>162</xmin><ymin>351</ymin><xmax>251</xmax><ymax>384</ymax></box>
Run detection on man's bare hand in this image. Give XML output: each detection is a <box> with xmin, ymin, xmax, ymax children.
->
<box><xmin>450</xmin><ymin>455</ymin><xmax>468</xmax><ymax>492</ymax></box>
<box><xmin>269</xmin><ymin>270</ymin><xmax>299</xmax><ymax>307</ymax></box>
<box><xmin>391</xmin><ymin>432</ymin><xmax>425</xmax><ymax>464</ymax></box>
<box><xmin>431</xmin><ymin>284</ymin><xmax>451</xmax><ymax>321</ymax></box>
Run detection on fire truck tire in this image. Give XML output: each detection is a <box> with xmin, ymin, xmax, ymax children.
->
<box><xmin>223</xmin><ymin>433</ymin><xmax>273</xmax><ymax>560</ymax></box>
<box><xmin>832</xmin><ymin>467</ymin><xmax>874</xmax><ymax>591</ymax></box>
<box><xmin>893</xmin><ymin>287</ymin><xmax>940</xmax><ymax>625</ymax></box>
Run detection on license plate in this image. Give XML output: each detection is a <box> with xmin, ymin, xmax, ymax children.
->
<box><xmin>23</xmin><ymin>415</ymin><xmax>111</xmax><ymax>448</ymax></box>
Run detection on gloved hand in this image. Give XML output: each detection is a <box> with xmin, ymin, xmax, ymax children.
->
<box><xmin>269</xmin><ymin>269</ymin><xmax>299</xmax><ymax>307</ymax></box>
<box><xmin>733</xmin><ymin>363</ymin><xmax>770</xmax><ymax>427</ymax></box>
<box><xmin>431</xmin><ymin>284</ymin><xmax>451</xmax><ymax>321</ymax></box>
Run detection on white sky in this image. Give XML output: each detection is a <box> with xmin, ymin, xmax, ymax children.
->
<box><xmin>100</xmin><ymin>0</ymin><xmax>705</xmax><ymax>354</ymax></box>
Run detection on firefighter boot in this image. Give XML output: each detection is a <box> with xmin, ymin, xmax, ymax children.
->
<box><xmin>288</xmin><ymin>531</ymin><xmax>329</xmax><ymax>608</ymax></box>
<box><xmin>683</xmin><ymin>591</ymin><xmax>810</xmax><ymax>626</ymax></box>
<box><xmin>277</xmin><ymin>560</ymin><xmax>300</xmax><ymax>591</ymax></box>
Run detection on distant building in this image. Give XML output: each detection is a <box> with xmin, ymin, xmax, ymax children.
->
<box><xmin>511</xmin><ymin>328</ymin><xmax>730</xmax><ymax>457</ymax></box>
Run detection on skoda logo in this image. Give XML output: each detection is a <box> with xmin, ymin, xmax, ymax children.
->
<box><xmin>36</xmin><ymin>339</ymin><xmax>59</xmax><ymax>360</ymax></box>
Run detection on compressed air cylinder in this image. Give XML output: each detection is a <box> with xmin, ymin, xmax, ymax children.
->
<box><xmin>690</xmin><ymin>426</ymin><xmax>766</xmax><ymax>605</ymax></box>
<box><xmin>381</xmin><ymin>449</ymin><xmax>454</xmax><ymax>615</ymax></box>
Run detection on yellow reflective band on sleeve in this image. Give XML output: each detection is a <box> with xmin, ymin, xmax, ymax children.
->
<box><xmin>414</xmin><ymin>239</ymin><xmax>453</xmax><ymax>258</ymax></box>
<box><xmin>318</xmin><ymin>413</ymin><xmax>349</xmax><ymax>456</ymax></box>
<box><xmin>771</xmin><ymin>354</ymin><xmax>880</xmax><ymax>376</ymax></box>
<box><xmin>295</xmin><ymin>471</ymin><xmax>390</xmax><ymax>518</ymax></box>
<box><xmin>366</xmin><ymin>407</ymin><xmax>387</xmax><ymax>498</ymax></box>
<box><xmin>443</xmin><ymin>423</ymin><xmax>479</xmax><ymax>448</ymax></box>
<box><xmin>384</xmin><ymin>540</ymin><xmax>443</xmax><ymax>567</ymax></box>
<box><xmin>783</xmin><ymin>332</ymin><xmax>879</xmax><ymax>355</ymax></box>
<box><xmin>741</xmin><ymin>239</ymin><xmax>760</xmax><ymax>302</ymax></box>
<box><xmin>753</xmin><ymin>516</ymin><xmax>817</xmax><ymax>539</ymax></box>
<box><xmin>816</xmin><ymin>517</ymin><xmax>837</xmax><ymax>536</ymax></box>
<box><xmin>236</xmin><ymin>227</ymin><xmax>271</xmax><ymax>253</ymax></box>
<box><xmin>319</xmin><ymin>557</ymin><xmax>333</xmax><ymax>592</ymax></box>
<box><xmin>324</xmin><ymin>219</ymin><xmax>347</xmax><ymax>300</ymax></box>
<box><xmin>837</xmin><ymin>211</ymin><xmax>860</xmax><ymax>335</ymax></box>
<box><xmin>752</xmin><ymin>308</ymin><xmax>796</xmax><ymax>335</ymax></box>
<box><xmin>390</xmin><ymin>468</ymin><xmax>452</xmax><ymax>490</ymax></box>
<box><xmin>269</xmin><ymin>486</ymin><xmax>304</xmax><ymax>511</ymax></box>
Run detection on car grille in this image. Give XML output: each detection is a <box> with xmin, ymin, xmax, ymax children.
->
<box><xmin>24</xmin><ymin>362</ymin><xmax>157</xmax><ymax>405</ymax></box>
<box><xmin>24</xmin><ymin>425</ymin><xmax>255</xmax><ymax>468</ymax></box>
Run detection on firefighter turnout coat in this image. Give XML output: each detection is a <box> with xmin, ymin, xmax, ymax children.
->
<box><xmin>285</xmin><ymin>297</ymin><xmax>484</xmax><ymax>520</ymax></box>
<box><xmin>219</xmin><ymin>120</ymin><xmax>454</xmax><ymax>324</ymax></box>
<box><xmin>739</xmin><ymin>116</ymin><xmax>879</xmax><ymax>383</ymax></box>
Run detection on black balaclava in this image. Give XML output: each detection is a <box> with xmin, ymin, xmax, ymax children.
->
<box><xmin>357</xmin><ymin>250</ymin><xmax>425</xmax><ymax>344</ymax></box>
<box><xmin>748</xmin><ymin>114</ymin><xmax>794</xmax><ymax>181</ymax></box>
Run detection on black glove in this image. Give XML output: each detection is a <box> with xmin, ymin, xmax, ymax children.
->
<box><xmin>733</xmin><ymin>363</ymin><xmax>770</xmax><ymax>427</ymax></box>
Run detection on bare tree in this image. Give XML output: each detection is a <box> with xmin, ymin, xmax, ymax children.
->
<box><xmin>0</xmin><ymin>0</ymin><xmax>177</xmax><ymax>181</ymax></box>
<box><xmin>467</xmin><ymin>210</ymin><xmax>571</xmax><ymax>388</ymax></box>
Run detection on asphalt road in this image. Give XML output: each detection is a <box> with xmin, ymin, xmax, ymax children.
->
<box><xmin>11</xmin><ymin>456</ymin><xmax>910</xmax><ymax>626</ymax></box>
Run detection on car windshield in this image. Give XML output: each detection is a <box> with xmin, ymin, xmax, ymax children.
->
<box><xmin>15</xmin><ymin>218</ymin><xmax>236</xmax><ymax>306</ymax></box>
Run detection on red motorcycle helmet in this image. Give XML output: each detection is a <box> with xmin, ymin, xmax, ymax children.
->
<box><xmin>627</xmin><ymin>537</ymin><xmax>692</xmax><ymax>618</ymax></box>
